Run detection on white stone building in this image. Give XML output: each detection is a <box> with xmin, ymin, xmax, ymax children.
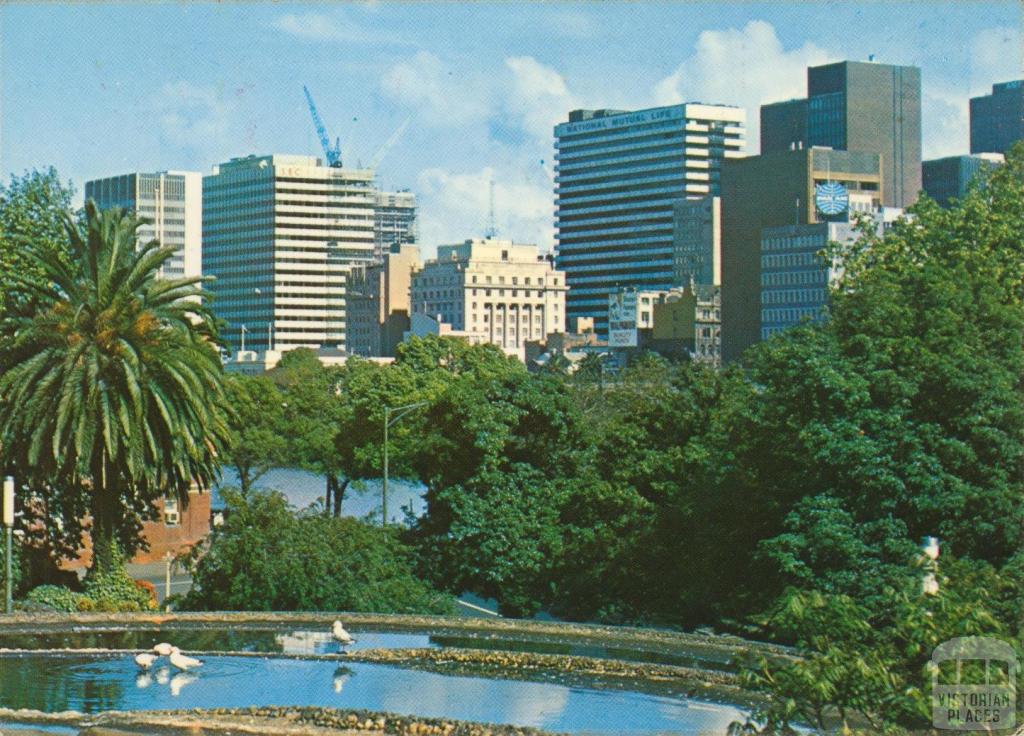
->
<box><xmin>410</xmin><ymin>238</ymin><xmax>567</xmax><ymax>359</ymax></box>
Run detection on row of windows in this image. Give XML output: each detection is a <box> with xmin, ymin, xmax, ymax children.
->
<box><xmin>762</xmin><ymin>252</ymin><xmax>826</xmax><ymax>269</ymax></box>
<box><xmin>761</xmin><ymin>270</ymin><xmax>827</xmax><ymax>287</ymax></box>
<box><xmin>762</xmin><ymin>307</ymin><xmax>825</xmax><ymax>324</ymax></box>
<box><xmin>762</xmin><ymin>288</ymin><xmax>828</xmax><ymax>305</ymax></box>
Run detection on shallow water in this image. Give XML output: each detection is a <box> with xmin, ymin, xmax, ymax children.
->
<box><xmin>0</xmin><ymin>653</ymin><xmax>745</xmax><ymax>734</ymax></box>
<box><xmin>0</xmin><ymin>627</ymin><xmax>731</xmax><ymax>670</ymax></box>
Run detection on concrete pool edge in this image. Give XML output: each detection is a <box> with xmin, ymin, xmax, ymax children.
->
<box><xmin>0</xmin><ymin>612</ymin><xmax>788</xmax><ymax>659</ymax></box>
<box><xmin>0</xmin><ymin>706</ymin><xmax>565</xmax><ymax>735</ymax></box>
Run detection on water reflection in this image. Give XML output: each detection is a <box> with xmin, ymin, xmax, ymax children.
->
<box><xmin>0</xmin><ymin>654</ymin><xmax>745</xmax><ymax>734</ymax></box>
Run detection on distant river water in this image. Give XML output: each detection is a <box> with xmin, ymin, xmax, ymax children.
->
<box><xmin>214</xmin><ymin>468</ymin><xmax>426</xmax><ymax>525</ymax></box>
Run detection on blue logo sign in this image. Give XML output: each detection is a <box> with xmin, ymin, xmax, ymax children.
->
<box><xmin>815</xmin><ymin>182</ymin><xmax>849</xmax><ymax>215</ymax></box>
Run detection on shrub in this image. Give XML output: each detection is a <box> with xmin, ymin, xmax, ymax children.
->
<box><xmin>26</xmin><ymin>585</ymin><xmax>91</xmax><ymax>613</ymax></box>
<box><xmin>83</xmin><ymin>542</ymin><xmax>156</xmax><ymax>612</ymax></box>
<box><xmin>182</xmin><ymin>489</ymin><xmax>454</xmax><ymax>614</ymax></box>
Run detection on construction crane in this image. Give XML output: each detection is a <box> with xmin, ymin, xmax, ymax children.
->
<box><xmin>302</xmin><ymin>85</ymin><xmax>342</xmax><ymax>167</ymax></box>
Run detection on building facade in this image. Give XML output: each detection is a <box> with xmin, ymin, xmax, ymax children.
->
<box><xmin>672</xmin><ymin>195</ymin><xmax>721</xmax><ymax>287</ymax></box>
<box><xmin>760</xmin><ymin>60</ymin><xmax>921</xmax><ymax>208</ymax></box>
<box><xmin>203</xmin><ymin>154</ymin><xmax>376</xmax><ymax>355</ymax></box>
<box><xmin>554</xmin><ymin>104</ymin><xmax>745</xmax><ymax>335</ymax></box>
<box><xmin>410</xmin><ymin>238</ymin><xmax>567</xmax><ymax>358</ymax></box>
<box><xmin>922</xmin><ymin>153</ymin><xmax>1005</xmax><ymax>207</ymax></box>
<box><xmin>720</xmin><ymin>147</ymin><xmax>883</xmax><ymax>362</ymax></box>
<box><xmin>347</xmin><ymin>244</ymin><xmax>421</xmax><ymax>357</ymax></box>
<box><xmin>85</xmin><ymin>171</ymin><xmax>202</xmax><ymax>280</ymax></box>
<box><xmin>970</xmin><ymin>80</ymin><xmax>1024</xmax><ymax>155</ymax></box>
<box><xmin>760</xmin><ymin>206</ymin><xmax>902</xmax><ymax>340</ymax></box>
<box><xmin>651</xmin><ymin>284</ymin><xmax>721</xmax><ymax>366</ymax></box>
<box><xmin>374</xmin><ymin>190</ymin><xmax>417</xmax><ymax>262</ymax></box>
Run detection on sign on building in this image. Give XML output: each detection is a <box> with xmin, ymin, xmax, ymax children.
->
<box><xmin>608</xmin><ymin>290</ymin><xmax>638</xmax><ymax>347</ymax></box>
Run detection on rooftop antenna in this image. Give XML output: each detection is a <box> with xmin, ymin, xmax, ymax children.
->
<box><xmin>484</xmin><ymin>178</ymin><xmax>497</xmax><ymax>239</ymax></box>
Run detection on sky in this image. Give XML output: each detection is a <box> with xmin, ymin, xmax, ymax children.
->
<box><xmin>1</xmin><ymin>2</ymin><xmax>1021</xmax><ymax>257</ymax></box>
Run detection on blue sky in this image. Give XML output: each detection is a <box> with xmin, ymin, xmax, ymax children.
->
<box><xmin>2</xmin><ymin>2</ymin><xmax>1021</xmax><ymax>255</ymax></box>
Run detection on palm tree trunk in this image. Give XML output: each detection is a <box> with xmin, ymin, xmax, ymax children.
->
<box><xmin>90</xmin><ymin>456</ymin><xmax>119</xmax><ymax>575</ymax></box>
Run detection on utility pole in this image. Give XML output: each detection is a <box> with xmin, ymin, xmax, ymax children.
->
<box><xmin>382</xmin><ymin>402</ymin><xmax>427</xmax><ymax>526</ymax></box>
<box><xmin>3</xmin><ymin>477</ymin><xmax>14</xmax><ymax>614</ymax></box>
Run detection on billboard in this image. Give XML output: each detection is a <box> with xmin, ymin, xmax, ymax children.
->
<box><xmin>608</xmin><ymin>290</ymin><xmax>638</xmax><ymax>347</ymax></box>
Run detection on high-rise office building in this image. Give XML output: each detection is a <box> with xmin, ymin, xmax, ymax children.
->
<box><xmin>760</xmin><ymin>60</ymin><xmax>921</xmax><ymax>208</ymax></box>
<box><xmin>554</xmin><ymin>104</ymin><xmax>745</xmax><ymax>335</ymax></box>
<box><xmin>374</xmin><ymin>190</ymin><xmax>417</xmax><ymax>261</ymax></box>
<box><xmin>202</xmin><ymin>154</ymin><xmax>376</xmax><ymax>355</ymax></box>
<box><xmin>85</xmin><ymin>171</ymin><xmax>202</xmax><ymax>280</ymax></box>
<box><xmin>922</xmin><ymin>153</ymin><xmax>1005</xmax><ymax>207</ymax></box>
<box><xmin>760</xmin><ymin>205</ymin><xmax>902</xmax><ymax>340</ymax></box>
<box><xmin>347</xmin><ymin>244</ymin><xmax>421</xmax><ymax>357</ymax></box>
<box><xmin>720</xmin><ymin>147</ymin><xmax>883</xmax><ymax>362</ymax></box>
<box><xmin>672</xmin><ymin>195</ymin><xmax>721</xmax><ymax>287</ymax></box>
<box><xmin>970</xmin><ymin>81</ymin><xmax>1024</xmax><ymax>155</ymax></box>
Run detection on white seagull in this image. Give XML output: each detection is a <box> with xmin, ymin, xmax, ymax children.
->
<box><xmin>152</xmin><ymin>642</ymin><xmax>175</xmax><ymax>656</ymax></box>
<box><xmin>134</xmin><ymin>652</ymin><xmax>158</xmax><ymax>670</ymax></box>
<box><xmin>168</xmin><ymin>646</ymin><xmax>203</xmax><ymax>671</ymax></box>
<box><xmin>331</xmin><ymin>620</ymin><xmax>355</xmax><ymax>645</ymax></box>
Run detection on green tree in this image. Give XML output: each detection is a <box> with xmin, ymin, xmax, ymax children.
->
<box><xmin>0</xmin><ymin>201</ymin><xmax>230</xmax><ymax>575</ymax></box>
<box><xmin>222</xmin><ymin>373</ymin><xmax>287</xmax><ymax>495</ymax></box>
<box><xmin>0</xmin><ymin>168</ymin><xmax>76</xmax><ymax>318</ymax></box>
<box><xmin>183</xmin><ymin>488</ymin><xmax>452</xmax><ymax>613</ymax></box>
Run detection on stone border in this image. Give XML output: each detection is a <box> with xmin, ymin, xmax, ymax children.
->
<box><xmin>0</xmin><ymin>706</ymin><xmax>562</xmax><ymax>735</ymax></box>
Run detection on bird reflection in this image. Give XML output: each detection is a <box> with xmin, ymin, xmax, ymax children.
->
<box><xmin>154</xmin><ymin>667</ymin><xmax>171</xmax><ymax>685</ymax></box>
<box><xmin>333</xmin><ymin>666</ymin><xmax>354</xmax><ymax>693</ymax></box>
<box><xmin>170</xmin><ymin>671</ymin><xmax>198</xmax><ymax>697</ymax></box>
<box><xmin>135</xmin><ymin>672</ymin><xmax>153</xmax><ymax>689</ymax></box>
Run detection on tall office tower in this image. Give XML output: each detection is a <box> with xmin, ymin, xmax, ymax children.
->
<box><xmin>374</xmin><ymin>190</ymin><xmax>418</xmax><ymax>261</ymax></box>
<box><xmin>970</xmin><ymin>81</ymin><xmax>1024</xmax><ymax>155</ymax></box>
<box><xmin>922</xmin><ymin>153</ymin><xmax>1005</xmax><ymax>207</ymax></box>
<box><xmin>554</xmin><ymin>104</ymin><xmax>745</xmax><ymax>335</ymax></box>
<box><xmin>672</xmin><ymin>195</ymin><xmax>721</xmax><ymax>287</ymax></box>
<box><xmin>85</xmin><ymin>171</ymin><xmax>202</xmax><ymax>280</ymax></box>
<box><xmin>202</xmin><ymin>154</ymin><xmax>376</xmax><ymax>355</ymax></box>
<box><xmin>760</xmin><ymin>60</ymin><xmax>921</xmax><ymax>208</ymax></box>
<box><xmin>347</xmin><ymin>244</ymin><xmax>421</xmax><ymax>357</ymax></box>
<box><xmin>720</xmin><ymin>147</ymin><xmax>883</xmax><ymax>362</ymax></box>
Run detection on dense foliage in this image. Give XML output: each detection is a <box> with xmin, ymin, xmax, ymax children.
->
<box><xmin>182</xmin><ymin>489</ymin><xmax>453</xmax><ymax>614</ymax></box>
<box><xmin>0</xmin><ymin>198</ymin><xmax>230</xmax><ymax>578</ymax></box>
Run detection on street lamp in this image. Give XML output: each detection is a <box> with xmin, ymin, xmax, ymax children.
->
<box><xmin>921</xmin><ymin>536</ymin><xmax>940</xmax><ymax>596</ymax></box>
<box><xmin>3</xmin><ymin>476</ymin><xmax>14</xmax><ymax>614</ymax></box>
<box><xmin>382</xmin><ymin>402</ymin><xmax>427</xmax><ymax>526</ymax></box>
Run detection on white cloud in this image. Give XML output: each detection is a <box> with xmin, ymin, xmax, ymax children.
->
<box><xmin>922</xmin><ymin>87</ymin><xmax>969</xmax><ymax>159</ymax></box>
<box><xmin>270</xmin><ymin>11</ymin><xmax>408</xmax><ymax>46</ymax></box>
<box><xmin>504</xmin><ymin>56</ymin><xmax>581</xmax><ymax>146</ymax></box>
<box><xmin>380</xmin><ymin>51</ymin><xmax>492</xmax><ymax>126</ymax></box>
<box><xmin>416</xmin><ymin>166</ymin><xmax>554</xmax><ymax>254</ymax></box>
<box><xmin>654</xmin><ymin>20</ymin><xmax>832</xmax><ymax>153</ymax></box>
<box><xmin>151</xmin><ymin>81</ymin><xmax>233</xmax><ymax>152</ymax></box>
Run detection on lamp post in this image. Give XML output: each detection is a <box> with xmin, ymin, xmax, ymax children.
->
<box><xmin>382</xmin><ymin>402</ymin><xmax>427</xmax><ymax>526</ymax></box>
<box><xmin>3</xmin><ymin>476</ymin><xmax>14</xmax><ymax>614</ymax></box>
<box><xmin>922</xmin><ymin>535</ymin><xmax>940</xmax><ymax>596</ymax></box>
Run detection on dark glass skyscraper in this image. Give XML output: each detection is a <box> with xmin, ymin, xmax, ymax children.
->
<box><xmin>970</xmin><ymin>81</ymin><xmax>1024</xmax><ymax>155</ymax></box>
<box><xmin>760</xmin><ymin>60</ymin><xmax>921</xmax><ymax>208</ymax></box>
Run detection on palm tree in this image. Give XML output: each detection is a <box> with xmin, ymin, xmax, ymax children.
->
<box><xmin>0</xmin><ymin>200</ymin><xmax>230</xmax><ymax>574</ymax></box>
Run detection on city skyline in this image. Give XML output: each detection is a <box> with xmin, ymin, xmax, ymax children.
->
<box><xmin>2</xmin><ymin>2</ymin><xmax>1020</xmax><ymax>257</ymax></box>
